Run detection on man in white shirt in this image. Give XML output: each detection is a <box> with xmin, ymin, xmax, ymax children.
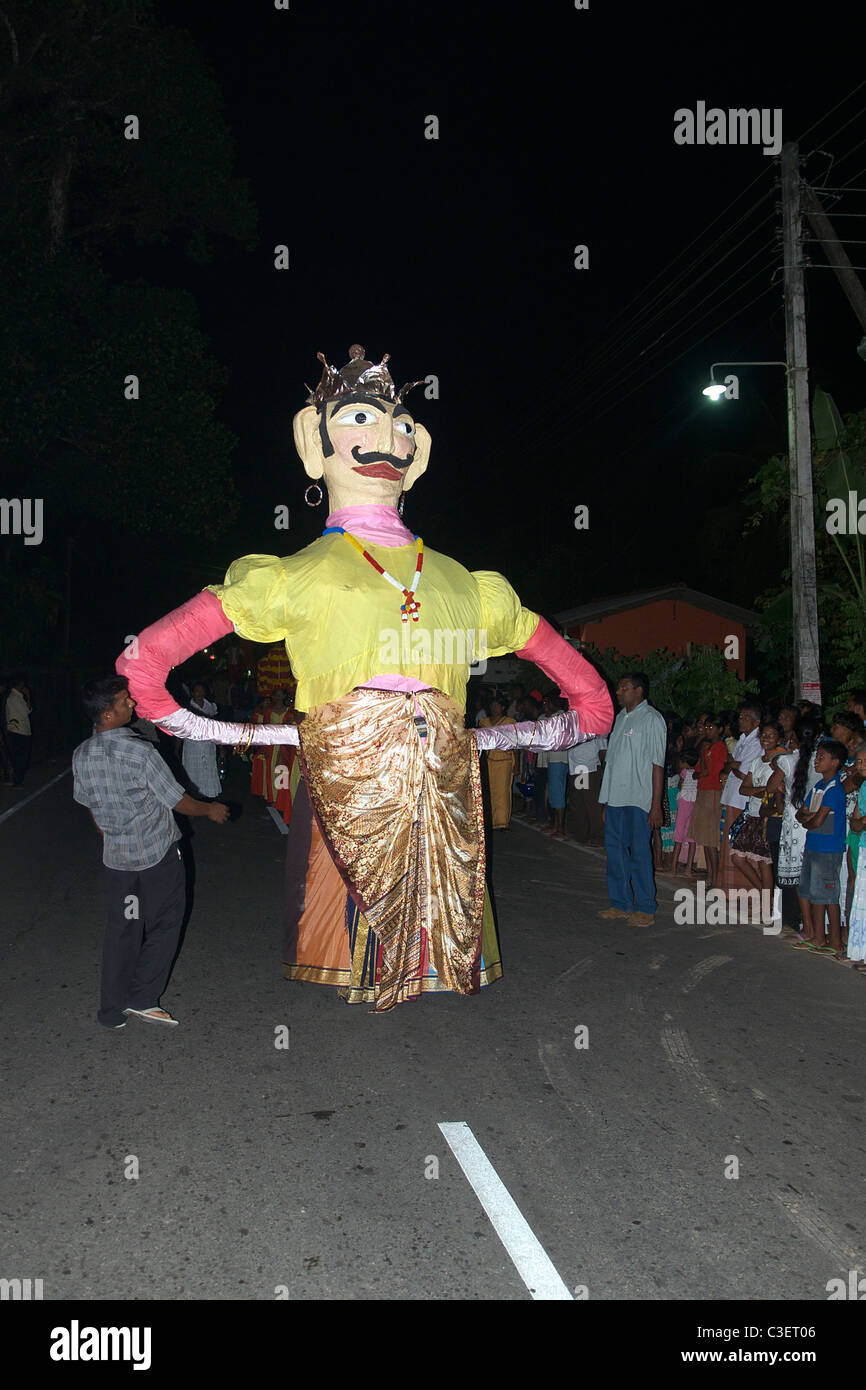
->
<box><xmin>720</xmin><ymin>702</ymin><xmax>763</xmax><ymax>840</ymax></box>
<box><xmin>566</xmin><ymin>734</ymin><xmax>608</xmax><ymax>843</ymax></box>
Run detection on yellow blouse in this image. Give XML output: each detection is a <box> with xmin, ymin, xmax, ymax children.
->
<box><xmin>207</xmin><ymin>534</ymin><xmax>539</xmax><ymax>712</ymax></box>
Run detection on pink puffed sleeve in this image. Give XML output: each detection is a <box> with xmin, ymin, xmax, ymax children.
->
<box><xmin>516</xmin><ymin>617</ymin><xmax>614</xmax><ymax>737</ymax></box>
<box><xmin>115</xmin><ymin>590</ymin><xmax>234</xmax><ymax>722</ymax></box>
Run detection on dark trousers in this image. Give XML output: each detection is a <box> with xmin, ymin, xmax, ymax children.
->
<box><xmin>532</xmin><ymin>767</ymin><xmax>548</xmax><ymax>823</ymax></box>
<box><xmin>566</xmin><ymin>767</ymin><xmax>604</xmax><ymax>841</ymax></box>
<box><xmin>604</xmin><ymin>803</ymin><xmax>656</xmax><ymax>914</ymax></box>
<box><xmin>781</xmin><ymin>884</ymin><xmax>801</xmax><ymax>929</ymax></box>
<box><xmin>6</xmin><ymin>731</ymin><xmax>31</xmax><ymax>785</ymax></box>
<box><xmin>764</xmin><ymin>815</ymin><xmax>782</xmax><ymax>882</ymax></box>
<box><xmin>100</xmin><ymin>843</ymin><xmax>185</xmax><ymax>1026</ymax></box>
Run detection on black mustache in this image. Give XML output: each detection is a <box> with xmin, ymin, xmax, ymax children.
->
<box><xmin>351</xmin><ymin>447</ymin><xmax>415</xmax><ymax>469</ymax></box>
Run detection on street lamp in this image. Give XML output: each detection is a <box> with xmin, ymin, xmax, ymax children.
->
<box><xmin>701</xmin><ymin>360</ymin><xmax>788</xmax><ymax>400</ymax></box>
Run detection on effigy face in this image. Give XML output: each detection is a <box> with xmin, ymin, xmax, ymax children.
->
<box><xmin>293</xmin><ymin>395</ymin><xmax>431</xmax><ymax>511</ymax></box>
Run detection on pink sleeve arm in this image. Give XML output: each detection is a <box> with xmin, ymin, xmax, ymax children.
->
<box><xmin>515</xmin><ymin>616</ymin><xmax>614</xmax><ymax>736</ymax></box>
<box><xmin>115</xmin><ymin>590</ymin><xmax>234</xmax><ymax>722</ymax></box>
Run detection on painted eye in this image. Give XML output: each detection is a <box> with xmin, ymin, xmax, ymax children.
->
<box><xmin>336</xmin><ymin>408</ymin><xmax>379</xmax><ymax>426</ymax></box>
<box><xmin>395</xmin><ymin>419</ymin><xmax>415</xmax><ymax>436</ymax></box>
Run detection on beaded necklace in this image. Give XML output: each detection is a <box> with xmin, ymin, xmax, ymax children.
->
<box><xmin>323</xmin><ymin>526</ymin><xmax>424</xmax><ymax>623</ymax></box>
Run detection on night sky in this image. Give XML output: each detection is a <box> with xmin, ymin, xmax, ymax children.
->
<box><xmin>11</xmin><ymin>0</ymin><xmax>866</xmax><ymax>663</ymax></box>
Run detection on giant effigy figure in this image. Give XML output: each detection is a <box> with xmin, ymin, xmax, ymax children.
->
<box><xmin>117</xmin><ymin>348</ymin><xmax>614</xmax><ymax>1011</ymax></box>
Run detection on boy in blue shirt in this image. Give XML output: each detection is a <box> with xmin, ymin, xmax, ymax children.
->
<box><xmin>796</xmin><ymin>739</ymin><xmax>848</xmax><ymax>955</ymax></box>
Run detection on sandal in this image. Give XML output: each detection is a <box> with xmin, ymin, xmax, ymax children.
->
<box><xmin>123</xmin><ymin>1007</ymin><xmax>180</xmax><ymax>1026</ymax></box>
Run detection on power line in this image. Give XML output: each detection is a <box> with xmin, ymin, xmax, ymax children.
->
<box><xmin>586</xmin><ymin>282</ymin><xmax>780</xmax><ymax>429</ymax></box>
<box><xmin>577</xmin><ymin>254</ymin><xmax>779</xmax><ymax>415</ymax></box>
<box><xmin>585</xmin><ymin>82</ymin><xmax>866</xmax><ymax>407</ymax></box>
<box><xmin>579</xmin><ymin>179</ymin><xmax>776</xmax><ymax>375</ymax></box>
<box><xmin>795</xmin><ymin>79</ymin><xmax>866</xmax><ymax>145</ymax></box>
<box><xmin>575</xmin><ymin>258</ymin><xmax>780</xmax><ymax>419</ymax></box>
<box><xmin>580</xmin><ymin>208</ymin><xmax>777</xmax><ymax>391</ymax></box>
<box><xmin>805</xmin><ymin>104</ymin><xmax>866</xmax><ymax>155</ymax></box>
<box><xmin>481</xmin><ymin>81</ymin><xmax>866</xmax><ymax>475</ymax></box>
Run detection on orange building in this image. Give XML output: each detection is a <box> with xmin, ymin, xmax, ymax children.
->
<box><xmin>553</xmin><ymin>585</ymin><xmax>756</xmax><ymax>678</ymax></box>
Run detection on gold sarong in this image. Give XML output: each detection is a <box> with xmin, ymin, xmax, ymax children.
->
<box><xmin>298</xmin><ymin>687</ymin><xmax>486</xmax><ymax>1012</ymax></box>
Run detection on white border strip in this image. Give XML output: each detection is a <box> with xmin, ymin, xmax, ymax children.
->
<box><xmin>438</xmin><ymin>1121</ymin><xmax>573</xmax><ymax>1300</ymax></box>
<box><xmin>0</xmin><ymin>767</ymin><xmax>71</xmax><ymax>826</ymax></box>
<box><xmin>266</xmin><ymin>804</ymin><xmax>289</xmax><ymax>836</ymax></box>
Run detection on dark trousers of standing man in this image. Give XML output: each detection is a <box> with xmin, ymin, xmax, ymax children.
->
<box><xmin>604</xmin><ymin>803</ymin><xmax>656</xmax><ymax>915</ymax></box>
<box><xmin>6</xmin><ymin>731</ymin><xmax>31</xmax><ymax>786</ymax></box>
<box><xmin>100</xmin><ymin>844</ymin><xmax>185</xmax><ymax>1027</ymax></box>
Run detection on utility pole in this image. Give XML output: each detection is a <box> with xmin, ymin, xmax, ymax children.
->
<box><xmin>781</xmin><ymin>142</ymin><xmax>821</xmax><ymax>704</ymax></box>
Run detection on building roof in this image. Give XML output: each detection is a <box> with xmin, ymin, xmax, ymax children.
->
<box><xmin>553</xmin><ymin>585</ymin><xmax>757</xmax><ymax>627</ymax></box>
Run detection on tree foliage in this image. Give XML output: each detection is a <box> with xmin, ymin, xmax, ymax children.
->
<box><xmin>508</xmin><ymin>642</ymin><xmax>757</xmax><ymax>719</ymax></box>
<box><xmin>0</xmin><ymin>0</ymin><xmax>259</xmax><ymax>660</ymax></box>
<box><xmin>587</xmin><ymin>642</ymin><xmax>758</xmax><ymax>717</ymax></box>
<box><xmin>746</xmin><ymin>393</ymin><xmax>866</xmax><ymax>704</ymax></box>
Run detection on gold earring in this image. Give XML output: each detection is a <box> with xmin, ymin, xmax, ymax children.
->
<box><xmin>304</xmin><ymin>483</ymin><xmax>323</xmax><ymax>507</ymax></box>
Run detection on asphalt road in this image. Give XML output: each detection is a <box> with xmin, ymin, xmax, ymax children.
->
<box><xmin>2</xmin><ymin>757</ymin><xmax>865</xmax><ymax>1302</ymax></box>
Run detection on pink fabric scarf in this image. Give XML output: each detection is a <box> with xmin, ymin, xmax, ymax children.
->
<box><xmin>325</xmin><ymin>505</ymin><xmax>415</xmax><ymax>548</ymax></box>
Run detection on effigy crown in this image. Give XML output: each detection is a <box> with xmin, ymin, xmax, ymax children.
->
<box><xmin>305</xmin><ymin>347</ymin><xmax>423</xmax><ymax>407</ymax></box>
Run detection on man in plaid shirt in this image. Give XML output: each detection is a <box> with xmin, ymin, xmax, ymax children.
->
<box><xmin>73</xmin><ymin>675</ymin><xmax>229</xmax><ymax>1029</ymax></box>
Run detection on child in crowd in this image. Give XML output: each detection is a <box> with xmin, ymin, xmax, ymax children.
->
<box><xmin>795</xmin><ymin>739</ymin><xmax>849</xmax><ymax>957</ymax></box>
<box><xmin>672</xmin><ymin>748</ymin><xmax>699</xmax><ymax>877</ymax></box>
<box><xmin>658</xmin><ymin>721</ymin><xmax>681</xmax><ymax>868</ymax></box>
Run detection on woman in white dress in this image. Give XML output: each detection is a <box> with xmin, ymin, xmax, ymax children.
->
<box><xmin>765</xmin><ymin>718</ymin><xmax>821</xmax><ymax>936</ymax></box>
<box><xmin>181</xmin><ymin>682</ymin><xmax>222</xmax><ymax>798</ymax></box>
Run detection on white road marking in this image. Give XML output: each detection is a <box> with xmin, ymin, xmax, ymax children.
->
<box><xmin>438</xmin><ymin>1120</ymin><xmax>573</xmax><ymax>1301</ymax></box>
<box><xmin>266</xmin><ymin>804</ymin><xmax>289</xmax><ymax>836</ymax></box>
<box><xmin>0</xmin><ymin>767</ymin><xmax>71</xmax><ymax>825</ymax></box>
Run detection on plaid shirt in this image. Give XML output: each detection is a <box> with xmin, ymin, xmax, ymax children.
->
<box><xmin>72</xmin><ymin>727</ymin><xmax>184</xmax><ymax>870</ymax></box>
